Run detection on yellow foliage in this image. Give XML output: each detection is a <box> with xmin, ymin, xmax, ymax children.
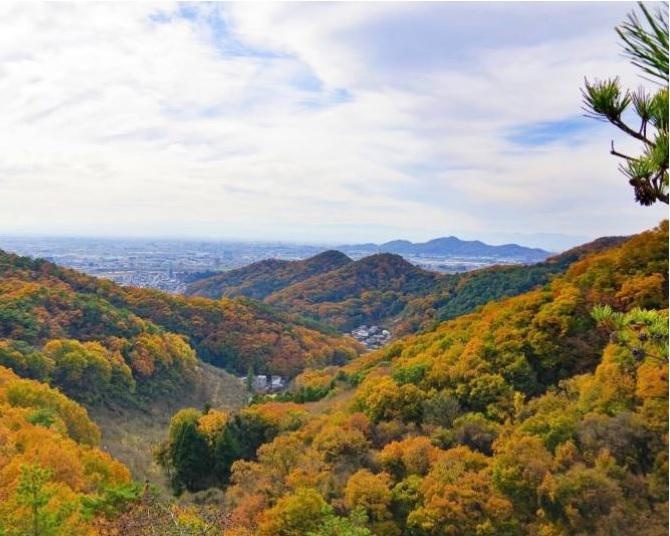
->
<box><xmin>197</xmin><ymin>409</ymin><xmax>229</xmax><ymax>441</ymax></box>
<box><xmin>344</xmin><ymin>469</ymin><xmax>393</xmax><ymax>522</ymax></box>
<box><xmin>0</xmin><ymin>366</ymin><xmax>130</xmax><ymax>534</ymax></box>
<box><xmin>379</xmin><ymin>436</ymin><xmax>439</xmax><ymax>476</ymax></box>
<box><xmin>257</xmin><ymin>487</ymin><xmax>328</xmax><ymax>536</ymax></box>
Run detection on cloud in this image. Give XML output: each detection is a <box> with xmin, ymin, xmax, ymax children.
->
<box><xmin>0</xmin><ymin>1</ymin><xmax>665</xmax><ymax>247</ymax></box>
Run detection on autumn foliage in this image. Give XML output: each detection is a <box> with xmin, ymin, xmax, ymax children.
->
<box><xmin>196</xmin><ymin>221</ymin><xmax>668</xmax><ymax>535</ymax></box>
<box><xmin>0</xmin><ymin>366</ymin><xmax>134</xmax><ymax>535</ymax></box>
<box><xmin>0</xmin><ymin>220</ymin><xmax>667</xmax><ymax>534</ymax></box>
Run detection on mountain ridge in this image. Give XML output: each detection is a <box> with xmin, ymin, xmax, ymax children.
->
<box><xmin>185</xmin><ymin>249</ymin><xmax>352</xmax><ymax>300</ymax></box>
<box><xmin>264</xmin><ymin>252</ymin><xmax>441</xmax><ymax>330</ymax></box>
<box><xmin>338</xmin><ymin>235</ymin><xmax>551</xmax><ymax>260</ymax></box>
<box><xmin>187</xmin><ymin>234</ymin><xmax>634</xmax><ymax>334</ymax></box>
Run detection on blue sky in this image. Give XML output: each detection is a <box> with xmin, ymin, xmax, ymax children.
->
<box><xmin>0</xmin><ymin>2</ymin><xmax>666</xmax><ymax>251</ymax></box>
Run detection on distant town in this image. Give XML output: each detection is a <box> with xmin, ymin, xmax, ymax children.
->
<box><xmin>0</xmin><ymin>236</ymin><xmax>325</xmax><ymax>294</ymax></box>
<box><xmin>0</xmin><ymin>236</ymin><xmax>545</xmax><ymax>294</ymax></box>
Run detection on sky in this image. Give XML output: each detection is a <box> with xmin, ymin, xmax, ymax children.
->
<box><xmin>0</xmin><ymin>2</ymin><xmax>666</xmax><ymax>251</ymax></box>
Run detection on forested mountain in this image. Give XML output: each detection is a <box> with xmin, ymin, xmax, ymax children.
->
<box><xmin>0</xmin><ymin>247</ymin><xmax>363</xmax><ymax>531</ymax></box>
<box><xmin>157</xmin><ymin>221</ymin><xmax>668</xmax><ymax>535</ymax></box>
<box><xmin>0</xmin><ymin>251</ymin><xmax>198</xmax><ymax>404</ymax></box>
<box><xmin>266</xmin><ymin>253</ymin><xmax>442</xmax><ymax>330</ymax></box>
<box><xmin>394</xmin><ymin>234</ymin><xmax>630</xmax><ymax>334</ymax></box>
<box><xmin>185</xmin><ymin>250</ymin><xmax>352</xmax><ymax>300</ymax></box>
<box><xmin>0</xmin><ymin>366</ymin><xmax>134</xmax><ymax>533</ymax></box>
<box><xmin>203</xmin><ymin>235</ymin><xmax>628</xmax><ymax>335</ymax></box>
<box><xmin>0</xmin><ymin>222</ymin><xmax>665</xmax><ymax>534</ymax></box>
<box><xmin>338</xmin><ymin>236</ymin><xmax>551</xmax><ymax>262</ymax></box>
<box><xmin>0</xmin><ymin>250</ymin><xmax>361</xmax><ymax>381</ymax></box>
<box><xmin>1</xmin><ymin>1</ymin><xmax>666</xmax><ymax>533</ymax></box>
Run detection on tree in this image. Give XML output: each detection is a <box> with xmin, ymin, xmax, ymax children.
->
<box><xmin>582</xmin><ymin>2</ymin><xmax>668</xmax><ymax>206</ymax></box>
<box><xmin>160</xmin><ymin>409</ymin><xmax>213</xmax><ymax>493</ymax></box>
<box><xmin>344</xmin><ymin>470</ymin><xmax>394</xmax><ymax>523</ymax></box>
<box><xmin>257</xmin><ymin>488</ymin><xmax>329</xmax><ymax>536</ymax></box>
<box><xmin>246</xmin><ymin>365</ymin><xmax>254</xmax><ymax>393</ymax></box>
<box><xmin>16</xmin><ymin>465</ymin><xmax>56</xmax><ymax>536</ymax></box>
<box><xmin>306</xmin><ymin>513</ymin><xmax>372</xmax><ymax>536</ymax></box>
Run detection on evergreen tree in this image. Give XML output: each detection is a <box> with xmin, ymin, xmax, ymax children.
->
<box><xmin>246</xmin><ymin>364</ymin><xmax>254</xmax><ymax>392</ymax></box>
<box><xmin>168</xmin><ymin>418</ymin><xmax>212</xmax><ymax>493</ymax></box>
<box><xmin>15</xmin><ymin>465</ymin><xmax>58</xmax><ymax>536</ymax></box>
<box><xmin>582</xmin><ymin>2</ymin><xmax>668</xmax><ymax>205</ymax></box>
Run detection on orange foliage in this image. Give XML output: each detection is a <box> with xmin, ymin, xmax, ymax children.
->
<box><xmin>0</xmin><ymin>366</ymin><xmax>130</xmax><ymax>533</ymax></box>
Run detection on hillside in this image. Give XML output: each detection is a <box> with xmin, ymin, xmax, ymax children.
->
<box><xmin>89</xmin><ymin>361</ymin><xmax>246</xmax><ymax>485</ymax></box>
<box><xmin>339</xmin><ymin>235</ymin><xmax>551</xmax><ymax>262</ymax></box>
<box><xmin>185</xmin><ymin>249</ymin><xmax>352</xmax><ymax>300</ymax></box>
<box><xmin>0</xmin><ymin>223</ymin><xmax>665</xmax><ymax>533</ymax></box>
<box><xmin>0</xmin><ymin>365</ymin><xmax>136</xmax><ymax>533</ymax></box>
<box><xmin>0</xmin><ymin>247</ymin><xmax>361</xmax><ymax>499</ymax></box>
<box><xmin>0</xmin><ymin>250</ymin><xmax>199</xmax><ymax>405</ymax></box>
<box><xmin>0</xmin><ymin>249</ymin><xmax>361</xmax><ymax>380</ymax></box>
<box><xmin>266</xmin><ymin>253</ymin><xmax>442</xmax><ymax>330</ymax></box>
<box><xmin>262</xmin><ymin>235</ymin><xmax>630</xmax><ymax>334</ymax></box>
<box><xmin>394</xmin><ymin>234</ymin><xmax>631</xmax><ymax>334</ymax></box>
<box><xmin>162</xmin><ymin>221</ymin><xmax>668</xmax><ymax>535</ymax></box>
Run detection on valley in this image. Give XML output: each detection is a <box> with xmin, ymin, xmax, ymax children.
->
<box><xmin>89</xmin><ymin>361</ymin><xmax>247</xmax><ymax>486</ymax></box>
<box><xmin>0</xmin><ymin>221</ymin><xmax>666</xmax><ymax>533</ymax></box>
<box><xmin>0</xmin><ymin>3</ymin><xmax>667</xmax><ymax>533</ymax></box>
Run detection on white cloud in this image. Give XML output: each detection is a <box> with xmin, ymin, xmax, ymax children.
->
<box><xmin>0</xmin><ymin>1</ymin><xmax>665</xmax><ymax>248</ymax></box>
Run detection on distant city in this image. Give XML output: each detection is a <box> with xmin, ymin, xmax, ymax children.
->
<box><xmin>0</xmin><ymin>235</ymin><xmax>549</xmax><ymax>294</ymax></box>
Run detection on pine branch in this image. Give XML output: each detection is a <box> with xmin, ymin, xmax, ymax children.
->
<box><xmin>610</xmin><ymin>141</ymin><xmax>636</xmax><ymax>161</ymax></box>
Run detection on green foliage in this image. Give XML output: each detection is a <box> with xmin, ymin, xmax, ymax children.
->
<box><xmin>0</xmin><ymin>366</ymin><xmax>132</xmax><ymax>534</ymax></box>
<box><xmin>15</xmin><ymin>465</ymin><xmax>59</xmax><ymax>536</ymax></box>
<box><xmin>592</xmin><ymin>305</ymin><xmax>668</xmax><ymax>362</ymax></box>
<box><xmin>26</xmin><ymin>408</ymin><xmax>56</xmax><ymax>429</ymax></box>
<box><xmin>0</xmin><ymin>246</ymin><xmax>361</xmax><ymax>403</ymax></box>
<box><xmin>422</xmin><ymin>390</ymin><xmax>461</xmax><ymax>427</ymax></box>
<box><xmin>245</xmin><ymin>365</ymin><xmax>254</xmax><ymax>393</ymax></box>
<box><xmin>258</xmin><ymin>488</ymin><xmax>331</xmax><ymax>535</ymax></box>
<box><xmin>182</xmin><ymin>232</ymin><xmax>632</xmax><ymax>343</ymax></box>
<box><xmin>266</xmin><ymin>253</ymin><xmax>442</xmax><ymax>331</ymax></box>
<box><xmin>395</xmin><ymin>236</ymin><xmax>629</xmax><ymax>336</ymax></box>
<box><xmin>0</xmin><ymin>340</ymin><xmax>53</xmax><ymax>380</ymax></box>
<box><xmin>436</xmin><ymin>413</ymin><xmax>501</xmax><ymax>455</ymax></box>
<box><xmin>616</xmin><ymin>2</ymin><xmax>669</xmax><ymax>83</ymax></box>
<box><xmin>583</xmin><ymin>3</ymin><xmax>669</xmax><ymax>205</ymax></box>
<box><xmin>80</xmin><ymin>483</ymin><xmax>143</xmax><ymax>519</ymax></box>
<box><xmin>43</xmin><ymin>339</ymin><xmax>134</xmax><ymax>403</ymax></box>
<box><xmin>306</xmin><ymin>511</ymin><xmax>372</xmax><ymax>536</ymax></box>
<box><xmin>158</xmin><ymin>403</ymin><xmax>307</xmax><ymax>494</ymax></box>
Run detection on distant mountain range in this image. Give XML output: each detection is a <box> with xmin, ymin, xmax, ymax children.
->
<box><xmin>337</xmin><ymin>236</ymin><xmax>551</xmax><ymax>261</ymax></box>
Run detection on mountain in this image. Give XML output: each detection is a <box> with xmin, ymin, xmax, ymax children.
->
<box><xmin>185</xmin><ymin>249</ymin><xmax>352</xmax><ymax>300</ymax></box>
<box><xmin>338</xmin><ymin>235</ymin><xmax>551</xmax><ymax>261</ymax></box>
<box><xmin>266</xmin><ymin>253</ymin><xmax>442</xmax><ymax>330</ymax></box>
<box><xmin>262</xmin><ymin>235</ymin><xmax>630</xmax><ymax>334</ymax></box>
<box><xmin>0</xmin><ymin>247</ymin><xmax>362</xmax><ymax>499</ymax></box>
<box><xmin>0</xmin><ymin>223</ymin><xmax>666</xmax><ymax>533</ymax></box>
<box><xmin>394</xmin><ymin>233</ymin><xmax>631</xmax><ymax>334</ymax></box>
<box><xmin>164</xmin><ymin>221</ymin><xmax>668</xmax><ymax>535</ymax></box>
<box><xmin>0</xmin><ymin>249</ymin><xmax>360</xmax><ymax>380</ymax></box>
